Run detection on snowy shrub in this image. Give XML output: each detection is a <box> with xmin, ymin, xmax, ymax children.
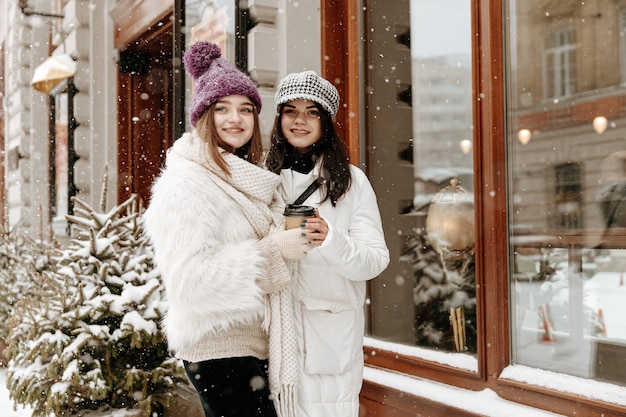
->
<box><xmin>401</xmin><ymin>226</ymin><xmax>477</xmax><ymax>352</ymax></box>
<box><xmin>0</xmin><ymin>222</ymin><xmax>57</xmax><ymax>364</ymax></box>
<box><xmin>6</xmin><ymin>191</ymin><xmax>186</xmax><ymax>417</ymax></box>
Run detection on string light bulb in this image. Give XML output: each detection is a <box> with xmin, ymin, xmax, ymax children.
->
<box><xmin>517</xmin><ymin>129</ymin><xmax>531</xmax><ymax>145</ymax></box>
<box><xmin>593</xmin><ymin>116</ymin><xmax>608</xmax><ymax>134</ymax></box>
<box><xmin>460</xmin><ymin>139</ymin><xmax>472</xmax><ymax>154</ymax></box>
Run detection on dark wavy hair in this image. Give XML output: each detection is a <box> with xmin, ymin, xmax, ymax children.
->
<box><xmin>266</xmin><ymin>103</ymin><xmax>351</xmax><ymax>206</ymax></box>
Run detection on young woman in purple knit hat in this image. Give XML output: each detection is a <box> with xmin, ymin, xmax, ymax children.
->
<box><xmin>144</xmin><ymin>42</ymin><xmax>310</xmax><ymax>417</ymax></box>
<box><xmin>266</xmin><ymin>71</ymin><xmax>390</xmax><ymax>417</ymax></box>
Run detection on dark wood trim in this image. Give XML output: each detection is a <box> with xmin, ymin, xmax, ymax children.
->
<box><xmin>109</xmin><ymin>0</ymin><xmax>173</xmax><ymax>49</ymax></box>
<box><xmin>320</xmin><ymin>0</ymin><xmax>360</xmax><ymax>165</ymax></box>
<box><xmin>117</xmin><ymin>70</ymin><xmax>133</xmax><ymax>205</ymax></box>
<box><xmin>475</xmin><ymin>0</ymin><xmax>509</xmax><ymax>382</ymax></box>
<box><xmin>361</xmin><ymin>379</ymin><xmax>484</xmax><ymax>417</ymax></box>
<box><xmin>362</xmin><ymin>376</ymin><xmax>626</xmax><ymax>417</ymax></box>
<box><xmin>363</xmin><ymin>347</ymin><xmax>483</xmax><ymax>391</ymax></box>
<box><xmin>495</xmin><ymin>379</ymin><xmax>626</xmax><ymax>417</ymax></box>
<box><xmin>115</xmin><ymin>8</ymin><xmax>174</xmax><ymax>206</ymax></box>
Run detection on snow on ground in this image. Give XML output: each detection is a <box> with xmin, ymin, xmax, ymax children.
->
<box><xmin>0</xmin><ymin>368</ymin><xmax>32</xmax><ymax>417</ymax></box>
<box><xmin>0</xmin><ymin>368</ymin><xmax>139</xmax><ymax>417</ymax></box>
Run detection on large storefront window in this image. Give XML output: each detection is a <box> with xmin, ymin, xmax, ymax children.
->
<box><xmin>364</xmin><ymin>0</ymin><xmax>475</xmax><ymax>356</ymax></box>
<box><xmin>506</xmin><ymin>0</ymin><xmax>626</xmax><ymax>386</ymax></box>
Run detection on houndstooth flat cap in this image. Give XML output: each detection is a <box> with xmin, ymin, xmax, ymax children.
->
<box><xmin>275</xmin><ymin>71</ymin><xmax>340</xmax><ymax>119</ymax></box>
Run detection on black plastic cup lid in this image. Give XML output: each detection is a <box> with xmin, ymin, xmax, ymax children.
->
<box><xmin>283</xmin><ymin>204</ymin><xmax>316</xmax><ymax>217</ymax></box>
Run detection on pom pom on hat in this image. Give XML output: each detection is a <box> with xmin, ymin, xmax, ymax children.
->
<box><xmin>184</xmin><ymin>42</ymin><xmax>222</xmax><ymax>79</ymax></box>
<box><xmin>183</xmin><ymin>41</ymin><xmax>262</xmax><ymax>127</ymax></box>
<box><xmin>274</xmin><ymin>71</ymin><xmax>340</xmax><ymax>119</ymax></box>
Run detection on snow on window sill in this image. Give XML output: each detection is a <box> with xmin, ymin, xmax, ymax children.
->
<box><xmin>364</xmin><ymin>336</ymin><xmax>478</xmax><ymax>372</ymax></box>
<box><xmin>500</xmin><ymin>364</ymin><xmax>626</xmax><ymax>407</ymax></box>
<box><xmin>365</xmin><ymin>337</ymin><xmax>626</xmax><ymax>408</ymax></box>
<box><xmin>363</xmin><ymin>366</ymin><xmax>563</xmax><ymax>417</ymax></box>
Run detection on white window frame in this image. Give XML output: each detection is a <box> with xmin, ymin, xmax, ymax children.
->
<box><xmin>543</xmin><ymin>27</ymin><xmax>576</xmax><ymax>99</ymax></box>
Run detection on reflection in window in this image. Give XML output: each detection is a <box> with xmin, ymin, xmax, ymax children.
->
<box><xmin>184</xmin><ymin>0</ymin><xmax>242</xmax><ymax>131</ymax></box>
<box><xmin>507</xmin><ymin>0</ymin><xmax>626</xmax><ymax>386</ymax></box>
<box><xmin>362</xmin><ymin>0</ymin><xmax>474</xmax><ymax>357</ymax></box>
<box><xmin>53</xmin><ymin>92</ymin><xmax>69</xmax><ymax>222</ymax></box>
<box><xmin>403</xmin><ymin>0</ymin><xmax>475</xmax><ymax>353</ymax></box>
<box><xmin>554</xmin><ymin>162</ymin><xmax>582</xmax><ymax>229</ymax></box>
<box><xmin>544</xmin><ymin>28</ymin><xmax>576</xmax><ymax>99</ymax></box>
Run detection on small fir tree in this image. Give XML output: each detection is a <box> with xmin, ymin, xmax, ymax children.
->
<box><xmin>0</xmin><ymin>220</ymin><xmax>57</xmax><ymax>365</ymax></box>
<box><xmin>6</xmin><ymin>180</ymin><xmax>186</xmax><ymax>416</ymax></box>
<box><xmin>401</xmin><ymin>226</ymin><xmax>477</xmax><ymax>353</ymax></box>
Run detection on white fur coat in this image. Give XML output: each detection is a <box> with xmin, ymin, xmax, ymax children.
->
<box><xmin>144</xmin><ymin>132</ymin><xmax>287</xmax><ymax>356</ymax></box>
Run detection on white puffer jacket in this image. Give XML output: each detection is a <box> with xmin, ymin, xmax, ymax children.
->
<box><xmin>279</xmin><ymin>164</ymin><xmax>390</xmax><ymax>417</ymax></box>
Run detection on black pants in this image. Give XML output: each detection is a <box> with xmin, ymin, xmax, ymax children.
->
<box><xmin>183</xmin><ymin>357</ymin><xmax>278</xmax><ymax>417</ymax></box>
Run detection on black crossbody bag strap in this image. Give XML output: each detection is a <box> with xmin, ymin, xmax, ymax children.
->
<box><xmin>292</xmin><ymin>178</ymin><xmax>324</xmax><ymax>205</ymax></box>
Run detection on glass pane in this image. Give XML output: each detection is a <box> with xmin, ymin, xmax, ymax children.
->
<box><xmin>409</xmin><ymin>0</ymin><xmax>474</xmax><ymax>354</ymax></box>
<box><xmin>506</xmin><ymin>0</ymin><xmax>626</xmax><ymax>386</ymax></box>
<box><xmin>185</xmin><ymin>0</ymin><xmax>236</xmax><ymax>59</ymax></box>
<box><xmin>184</xmin><ymin>0</ymin><xmax>237</xmax><ymax>130</ymax></box>
<box><xmin>364</xmin><ymin>0</ymin><xmax>475</xmax><ymax>356</ymax></box>
<box><xmin>54</xmin><ymin>93</ymin><xmax>69</xmax><ymax>220</ymax></box>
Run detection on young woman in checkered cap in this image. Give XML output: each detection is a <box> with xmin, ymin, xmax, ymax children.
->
<box><xmin>144</xmin><ymin>42</ymin><xmax>311</xmax><ymax>417</ymax></box>
<box><xmin>266</xmin><ymin>71</ymin><xmax>390</xmax><ymax>417</ymax></box>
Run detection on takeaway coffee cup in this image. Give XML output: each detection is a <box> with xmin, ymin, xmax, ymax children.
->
<box><xmin>283</xmin><ymin>205</ymin><xmax>316</xmax><ymax>229</ymax></box>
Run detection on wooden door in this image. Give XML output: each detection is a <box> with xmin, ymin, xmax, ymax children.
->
<box><xmin>117</xmin><ymin>19</ymin><xmax>174</xmax><ymax>206</ymax></box>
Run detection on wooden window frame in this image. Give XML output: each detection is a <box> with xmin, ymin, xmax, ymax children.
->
<box><xmin>321</xmin><ymin>1</ymin><xmax>626</xmax><ymax>416</ymax></box>
<box><xmin>321</xmin><ymin>0</ymin><xmax>361</xmax><ymax>165</ymax></box>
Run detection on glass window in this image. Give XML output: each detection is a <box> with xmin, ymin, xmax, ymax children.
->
<box><xmin>183</xmin><ymin>0</ymin><xmax>246</xmax><ymax>132</ymax></box>
<box><xmin>53</xmin><ymin>92</ymin><xmax>69</xmax><ymax>220</ymax></box>
<box><xmin>364</xmin><ymin>0</ymin><xmax>475</xmax><ymax>356</ymax></box>
<box><xmin>49</xmin><ymin>78</ymin><xmax>77</xmax><ymax>237</ymax></box>
<box><xmin>507</xmin><ymin>0</ymin><xmax>626</xmax><ymax>386</ymax></box>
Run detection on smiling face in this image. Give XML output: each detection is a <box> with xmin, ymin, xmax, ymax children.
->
<box><xmin>280</xmin><ymin>99</ymin><xmax>322</xmax><ymax>153</ymax></box>
<box><xmin>213</xmin><ymin>95</ymin><xmax>256</xmax><ymax>150</ymax></box>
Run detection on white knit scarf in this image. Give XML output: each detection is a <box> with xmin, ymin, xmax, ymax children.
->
<box><xmin>265</xmin><ymin>289</ymin><xmax>298</xmax><ymax>417</ymax></box>
<box><xmin>179</xmin><ymin>132</ymin><xmax>298</xmax><ymax>417</ymax></box>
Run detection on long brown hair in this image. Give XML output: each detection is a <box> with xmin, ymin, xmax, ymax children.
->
<box><xmin>195</xmin><ymin>102</ymin><xmax>264</xmax><ymax>175</ymax></box>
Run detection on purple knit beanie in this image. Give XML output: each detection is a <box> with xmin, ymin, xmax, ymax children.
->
<box><xmin>184</xmin><ymin>41</ymin><xmax>262</xmax><ymax>127</ymax></box>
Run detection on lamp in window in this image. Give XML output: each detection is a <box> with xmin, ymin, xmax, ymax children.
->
<box><xmin>459</xmin><ymin>139</ymin><xmax>472</xmax><ymax>154</ymax></box>
<box><xmin>426</xmin><ymin>178</ymin><xmax>475</xmax><ymax>257</ymax></box>
<box><xmin>31</xmin><ymin>53</ymin><xmax>76</xmax><ymax>94</ymax></box>
<box><xmin>593</xmin><ymin>116</ymin><xmax>608</xmax><ymax>134</ymax></box>
<box><xmin>426</xmin><ymin>178</ymin><xmax>475</xmax><ymax>352</ymax></box>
